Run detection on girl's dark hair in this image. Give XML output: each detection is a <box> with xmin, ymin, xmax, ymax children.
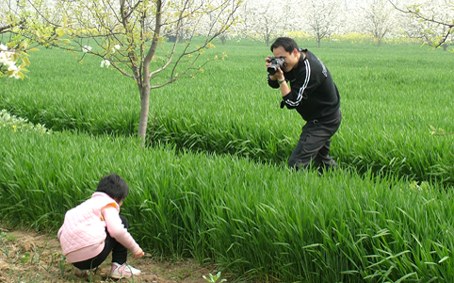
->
<box><xmin>96</xmin><ymin>174</ymin><xmax>129</xmax><ymax>202</ymax></box>
<box><xmin>270</xmin><ymin>37</ymin><xmax>299</xmax><ymax>53</ymax></box>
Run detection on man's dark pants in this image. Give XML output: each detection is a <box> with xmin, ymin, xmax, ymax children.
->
<box><xmin>288</xmin><ymin>109</ymin><xmax>342</xmax><ymax>171</ymax></box>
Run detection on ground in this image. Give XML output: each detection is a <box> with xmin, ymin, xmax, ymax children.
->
<box><xmin>0</xmin><ymin>225</ymin><xmax>219</xmax><ymax>283</ymax></box>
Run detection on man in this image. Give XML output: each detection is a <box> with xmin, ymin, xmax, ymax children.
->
<box><xmin>266</xmin><ymin>37</ymin><xmax>341</xmax><ymax>172</ymax></box>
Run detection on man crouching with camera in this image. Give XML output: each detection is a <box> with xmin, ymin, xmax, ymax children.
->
<box><xmin>266</xmin><ymin>37</ymin><xmax>342</xmax><ymax>173</ymax></box>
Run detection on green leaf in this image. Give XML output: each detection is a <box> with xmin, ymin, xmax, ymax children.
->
<box><xmin>22</xmin><ymin>56</ymin><xmax>30</xmax><ymax>66</ymax></box>
<box><xmin>19</xmin><ymin>40</ymin><xmax>29</xmax><ymax>50</ymax></box>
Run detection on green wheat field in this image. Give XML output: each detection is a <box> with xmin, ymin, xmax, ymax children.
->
<box><xmin>1</xmin><ymin>39</ymin><xmax>454</xmax><ymax>282</ymax></box>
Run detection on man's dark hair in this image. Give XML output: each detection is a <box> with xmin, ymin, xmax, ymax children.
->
<box><xmin>96</xmin><ymin>173</ymin><xmax>129</xmax><ymax>202</ymax></box>
<box><xmin>270</xmin><ymin>37</ymin><xmax>299</xmax><ymax>53</ymax></box>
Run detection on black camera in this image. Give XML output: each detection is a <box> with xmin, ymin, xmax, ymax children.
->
<box><xmin>267</xmin><ymin>57</ymin><xmax>285</xmax><ymax>75</ymax></box>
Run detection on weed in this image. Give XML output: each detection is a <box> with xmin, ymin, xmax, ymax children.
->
<box><xmin>203</xmin><ymin>271</ymin><xmax>227</xmax><ymax>283</ymax></box>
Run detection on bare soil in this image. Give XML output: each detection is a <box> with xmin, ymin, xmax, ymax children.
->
<box><xmin>0</xmin><ymin>226</ymin><xmax>218</xmax><ymax>283</ymax></box>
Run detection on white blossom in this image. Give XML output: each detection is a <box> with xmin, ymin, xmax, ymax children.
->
<box><xmin>111</xmin><ymin>44</ymin><xmax>120</xmax><ymax>53</ymax></box>
<box><xmin>82</xmin><ymin>45</ymin><xmax>92</xmax><ymax>53</ymax></box>
<box><xmin>8</xmin><ymin>64</ymin><xmax>18</xmax><ymax>71</ymax></box>
<box><xmin>0</xmin><ymin>44</ymin><xmax>21</xmax><ymax>79</ymax></box>
<box><xmin>0</xmin><ymin>52</ymin><xmax>8</xmax><ymax>63</ymax></box>
<box><xmin>10</xmin><ymin>70</ymin><xmax>20</xmax><ymax>79</ymax></box>
<box><xmin>0</xmin><ymin>50</ymin><xmax>16</xmax><ymax>69</ymax></box>
<box><xmin>100</xmin><ymin>59</ymin><xmax>110</xmax><ymax>67</ymax></box>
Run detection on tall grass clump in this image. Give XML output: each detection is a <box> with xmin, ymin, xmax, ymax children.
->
<box><xmin>1</xmin><ymin>127</ymin><xmax>454</xmax><ymax>282</ymax></box>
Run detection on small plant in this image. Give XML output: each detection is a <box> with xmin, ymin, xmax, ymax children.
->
<box><xmin>0</xmin><ymin>232</ymin><xmax>11</xmax><ymax>257</ymax></box>
<box><xmin>4</xmin><ymin>232</ymin><xmax>17</xmax><ymax>242</ymax></box>
<box><xmin>0</xmin><ymin>109</ymin><xmax>52</xmax><ymax>134</ymax></box>
<box><xmin>0</xmin><ymin>231</ymin><xmax>6</xmax><ymax>245</ymax></box>
<box><xmin>409</xmin><ymin>181</ymin><xmax>430</xmax><ymax>191</ymax></box>
<box><xmin>430</xmin><ymin>125</ymin><xmax>454</xmax><ymax>136</ymax></box>
<box><xmin>57</xmin><ymin>254</ymin><xmax>66</xmax><ymax>278</ymax></box>
<box><xmin>30</xmin><ymin>247</ymin><xmax>43</xmax><ymax>265</ymax></box>
<box><xmin>202</xmin><ymin>271</ymin><xmax>227</xmax><ymax>283</ymax></box>
<box><xmin>20</xmin><ymin>252</ymin><xmax>31</xmax><ymax>264</ymax></box>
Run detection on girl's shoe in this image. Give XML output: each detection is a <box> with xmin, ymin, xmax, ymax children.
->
<box><xmin>109</xmin><ymin>262</ymin><xmax>141</xmax><ymax>279</ymax></box>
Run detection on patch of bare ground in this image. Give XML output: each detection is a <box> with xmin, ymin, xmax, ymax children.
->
<box><xmin>0</xmin><ymin>226</ymin><xmax>218</xmax><ymax>283</ymax></box>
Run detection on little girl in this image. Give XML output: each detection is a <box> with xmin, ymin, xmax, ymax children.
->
<box><xmin>58</xmin><ymin>173</ymin><xmax>144</xmax><ymax>279</ymax></box>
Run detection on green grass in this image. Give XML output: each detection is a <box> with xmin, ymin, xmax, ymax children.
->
<box><xmin>1</xmin><ymin>39</ymin><xmax>454</xmax><ymax>282</ymax></box>
<box><xmin>1</xmin><ymin>40</ymin><xmax>453</xmax><ymax>185</ymax></box>
<box><xmin>1</xmin><ymin>127</ymin><xmax>454</xmax><ymax>282</ymax></box>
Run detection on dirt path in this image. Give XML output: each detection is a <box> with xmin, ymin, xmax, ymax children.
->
<box><xmin>0</xmin><ymin>226</ymin><xmax>215</xmax><ymax>283</ymax></box>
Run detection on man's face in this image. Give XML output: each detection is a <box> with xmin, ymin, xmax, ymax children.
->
<box><xmin>272</xmin><ymin>46</ymin><xmax>299</xmax><ymax>72</ymax></box>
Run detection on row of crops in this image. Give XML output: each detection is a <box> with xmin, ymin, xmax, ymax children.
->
<box><xmin>1</xmin><ymin>39</ymin><xmax>454</xmax><ymax>282</ymax></box>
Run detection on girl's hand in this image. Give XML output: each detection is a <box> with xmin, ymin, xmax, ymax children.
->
<box><xmin>134</xmin><ymin>248</ymin><xmax>144</xmax><ymax>258</ymax></box>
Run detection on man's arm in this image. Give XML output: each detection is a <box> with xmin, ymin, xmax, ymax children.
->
<box><xmin>276</xmin><ymin>76</ymin><xmax>291</xmax><ymax>98</ymax></box>
<box><xmin>266</xmin><ymin>63</ymin><xmax>291</xmax><ymax>97</ymax></box>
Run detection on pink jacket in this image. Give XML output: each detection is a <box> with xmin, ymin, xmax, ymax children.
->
<box><xmin>58</xmin><ymin>192</ymin><xmax>141</xmax><ymax>263</ymax></box>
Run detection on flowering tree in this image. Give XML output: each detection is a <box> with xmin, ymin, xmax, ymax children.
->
<box><xmin>389</xmin><ymin>0</ymin><xmax>454</xmax><ymax>48</ymax></box>
<box><xmin>236</xmin><ymin>0</ymin><xmax>292</xmax><ymax>46</ymax></box>
<box><xmin>303</xmin><ymin>0</ymin><xmax>340</xmax><ymax>48</ymax></box>
<box><xmin>1</xmin><ymin>0</ymin><xmax>64</xmax><ymax>79</ymax></box>
<box><xmin>0</xmin><ymin>42</ymin><xmax>28</xmax><ymax>80</ymax></box>
<box><xmin>1</xmin><ymin>3</ymin><xmax>30</xmax><ymax>79</ymax></box>
<box><xmin>16</xmin><ymin>0</ymin><xmax>241</xmax><ymax>144</ymax></box>
<box><xmin>359</xmin><ymin>0</ymin><xmax>397</xmax><ymax>47</ymax></box>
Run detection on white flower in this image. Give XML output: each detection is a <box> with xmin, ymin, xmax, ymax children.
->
<box><xmin>111</xmin><ymin>45</ymin><xmax>120</xmax><ymax>53</ymax></box>
<box><xmin>100</xmin><ymin>59</ymin><xmax>110</xmax><ymax>67</ymax></box>
<box><xmin>8</xmin><ymin>64</ymin><xmax>18</xmax><ymax>71</ymax></box>
<box><xmin>82</xmin><ymin>45</ymin><xmax>92</xmax><ymax>53</ymax></box>
<box><xmin>0</xmin><ymin>52</ymin><xmax>7</xmax><ymax>63</ymax></box>
<box><xmin>0</xmin><ymin>44</ymin><xmax>7</xmax><ymax>51</ymax></box>
<box><xmin>10</xmin><ymin>70</ymin><xmax>20</xmax><ymax>79</ymax></box>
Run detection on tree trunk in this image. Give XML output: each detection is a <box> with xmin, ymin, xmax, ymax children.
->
<box><xmin>138</xmin><ymin>83</ymin><xmax>151</xmax><ymax>147</ymax></box>
<box><xmin>135</xmin><ymin>0</ymin><xmax>160</xmax><ymax>147</ymax></box>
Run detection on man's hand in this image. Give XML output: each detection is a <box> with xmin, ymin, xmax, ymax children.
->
<box><xmin>265</xmin><ymin>56</ymin><xmax>284</xmax><ymax>81</ymax></box>
<box><xmin>265</xmin><ymin>55</ymin><xmax>272</xmax><ymax>67</ymax></box>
